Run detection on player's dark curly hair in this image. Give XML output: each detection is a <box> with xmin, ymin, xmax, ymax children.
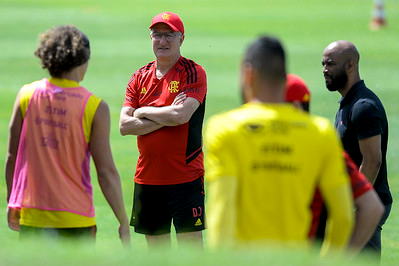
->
<box><xmin>34</xmin><ymin>25</ymin><xmax>90</xmax><ymax>77</ymax></box>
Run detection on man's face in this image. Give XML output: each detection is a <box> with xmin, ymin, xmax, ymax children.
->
<box><xmin>322</xmin><ymin>50</ymin><xmax>348</xmax><ymax>92</ymax></box>
<box><xmin>151</xmin><ymin>23</ymin><xmax>183</xmax><ymax>61</ymax></box>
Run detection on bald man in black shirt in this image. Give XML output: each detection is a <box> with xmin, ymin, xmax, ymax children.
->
<box><xmin>322</xmin><ymin>40</ymin><xmax>392</xmax><ymax>260</ymax></box>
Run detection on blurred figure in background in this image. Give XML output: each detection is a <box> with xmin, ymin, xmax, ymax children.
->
<box><xmin>285</xmin><ymin>73</ymin><xmax>384</xmax><ymax>255</ymax></box>
<box><xmin>370</xmin><ymin>0</ymin><xmax>386</xmax><ymax>31</ymax></box>
<box><xmin>285</xmin><ymin>74</ymin><xmax>310</xmax><ymax>111</ymax></box>
<box><xmin>6</xmin><ymin>25</ymin><xmax>130</xmax><ymax>245</ymax></box>
<box><xmin>205</xmin><ymin>36</ymin><xmax>354</xmax><ymax>256</ymax></box>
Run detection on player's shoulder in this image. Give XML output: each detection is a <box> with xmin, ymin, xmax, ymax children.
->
<box><xmin>350</xmin><ymin>92</ymin><xmax>386</xmax><ymax>122</ymax></box>
<box><xmin>352</xmin><ymin>97</ymin><xmax>380</xmax><ymax>113</ymax></box>
<box><xmin>20</xmin><ymin>79</ymin><xmax>46</xmax><ymax>97</ymax></box>
<box><xmin>21</xmin><ymin>79</ymin><xmax>45</xmax><ymax>90</ymax></box>
<box><xmin>127</xmin><ymin>61</ymin><xmax>155</xmax><ymax>85</ymax></box>
<box><xmin>206</xmin><ymin>105</ymin><xmax>255</xmax><ymax>134</ymax></box>
<box><xmin>137</xmin><ymin>61</ymin><xmax>155</xmax><ymax>74</ymax></box>
<box><xmin>206</xmin><ymin>108</ymin><xmax>240</xmax><ymax>132</ymax></box>
<box><xmin>178</xmin><ymin>56</ymin><xmax>206</xmax><ymax>74</ymax></box>
<box><xmin>132</xmin><ymin>61</ymin><xmax>155</xmax><ymax>77</ymax></box>
<box><xmin>175</xmin><ymin>56</ymin><xmax>206</xmax><ymax>85</ymax></box>
<box><xmin>87</xmin><ymin>93</ymin><xmax>102</xmax><ymax>107</ymax></box>
<box><xmin>352</xmin><ymin>83</ymin><xmax>384</xmax><ymax>108</ymax></box>
<box><xmin>178</xmin><ymin>56</ymin><xmax>203</xmax><ymax>67</ymax></box>
<box><xmin>308</xmin><ymin>114</ymin><xmax>336</xmax><ymax>135</ymax></box>
<box><xmin>18</xmin><ymin>79</ymin><xmax>47</xmax><ymax>117</ymax></box>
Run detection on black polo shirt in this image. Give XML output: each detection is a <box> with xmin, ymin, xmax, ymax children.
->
<box><xmin>334</xmin><ymin>80</ymin><xmax>392</xmax><ymax>205</ymax></box>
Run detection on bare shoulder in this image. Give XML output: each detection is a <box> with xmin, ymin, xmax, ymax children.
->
<box><xmin>95</xmin><ymin>100</ymin><xmax>110</xmax><ymax>118</ymax></box>
<box><xmin>92</xmin><ymin>100</ymin><xmax>111</xmax><ymax>131</ymax></box>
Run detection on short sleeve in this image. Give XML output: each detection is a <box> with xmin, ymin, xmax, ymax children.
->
<box><xmin>182</xmin><ymin>64</ymin><xmax>207</xmax><ymax>104</ymax></box>
<box><xmin>204</xmin><ymin>115</ymin><xmax>238</xmax><ymax>182</ymax></box>
<box><xmin>344</xmin><ymin>152</ymin><xmax>373</xmax><ymax>198</ymax></box>
<box><xmin>123</xmin><ymin>73</ymin><xmax>139</xmax><ymax>109</ymax></box>
<box><xmin>350</xmin><ymin>100</ymin><xmax>382</xmax><ymax>140</ymax></box>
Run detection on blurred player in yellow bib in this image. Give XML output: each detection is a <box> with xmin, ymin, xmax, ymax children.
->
<box><xmin>205</xmin><ymin>36</ymin><xmax>354</xmax><ymax>256</ymax></box>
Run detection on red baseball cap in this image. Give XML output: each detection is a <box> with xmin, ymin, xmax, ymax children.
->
<box><xmin>285</xmin><ymin>74</ymin><xmax>311</xmax><ymax>103</ymax></box>
<box><xmin>149</xmin><ymin>12</ymin><xmax>185</xmax><ymax>35</ymax></box>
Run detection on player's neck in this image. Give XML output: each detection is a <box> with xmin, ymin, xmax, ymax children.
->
<box><xmin>58</xmin><ymin>63</ymin><xmax>87</xmax><ymax>83</ymax></box>
<box><xmin>248</xmin><ymin>89</ymin><xmax>285</xmax><ymax>104</ymax></box>
<box><xmin>58</xmin><ymin>72</ymin><xmax>80</xmax><ymax>83</ymax></box>
<box><xmin>339</xmin><ymin>76</ymin><xmax>361</xmax><ymax>98</ymax></box>
<box><xmin>155</xmin><ymin>54</ymin><xmax>180</xmax><ymax>79</ymax></box>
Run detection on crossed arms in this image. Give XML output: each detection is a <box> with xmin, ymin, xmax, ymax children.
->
<box><xmin>119</xmin><ymin>92</ymin><xmax>200</xmax><ymax>136</ymax></box>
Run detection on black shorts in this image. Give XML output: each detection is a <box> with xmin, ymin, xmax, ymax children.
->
<box><xmin>131</xmin><ymin>176</ymin><xmax>205</xmax><ymax>235</ymax></box>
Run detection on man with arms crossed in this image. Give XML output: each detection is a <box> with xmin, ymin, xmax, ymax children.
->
<box><xmin>205</xmin><ymin>36</ymin><xmax>354</xmax><ymax>256</ymax></box>
<box><xmin>119</xmin><ymin>12</ymin><xmax>207</xmax><ymax>248</ymax></box>
<box><xmin>322</xmin><ymin>41</ymin><xmax>391</xmax><ymax>259</ymax></box>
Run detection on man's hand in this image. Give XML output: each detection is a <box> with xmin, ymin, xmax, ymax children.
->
<box><xmin>133</xmin><ymin>92</ymin><xmax>187</xmax><ymax>119</ymax></box>
<box><xmin>133</xmin><ymin>108</ymin><xmax>143</xmax><ymax>119</ymax></box>
<box><xmin>172</xmin><ymin>92</ymin><xmax>187</xmax><ymax>105</ymax></box>
<box><xmin>119</xmin><ymin>224</ymin><xmax>131</xmax><ymax>247</ymax></box>
<box><xmin>7</xmin><ymin>207</ymin><xmax>20</xmax><ymax>231</ymax></box>
<box><xmin>129</xmin><ymin>92</ymin><xmax>199</xmax><ymax>127</ymax></box>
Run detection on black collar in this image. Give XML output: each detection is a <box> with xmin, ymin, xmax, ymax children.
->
<box><xmin>339</xmin><ymin>80</ymin><xmax>365</xmax><ymax>106</ymax></box>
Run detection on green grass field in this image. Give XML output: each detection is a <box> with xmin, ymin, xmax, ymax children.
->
<box><xmin>0</xmin><ymin>0</ymin><xmax>398</xmax><ymax>265</ymax></box>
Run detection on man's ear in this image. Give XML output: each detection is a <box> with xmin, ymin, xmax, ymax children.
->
<box><xmin>179</xmin><ymin>35</ymin><xmax>185</xmax><ymax>46</ymax></box>
<box><xmin>242</xmin><ymin>63</ymin><xmax>256</xmax><ymax>88</ymax></box>
<box><xmin>346</xmin><ymin>60</ymin><xmax>355</xmax><ymax>73</ymax></box>
<box><xmin>241</xmin><ymin>62</ymin><xmax>256</xmax><ymax>102</ymax></box>
<box><xmin>292</xmin><ymin>100</ymin><xmax>304</xmax><ymax>111</ymax></box>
